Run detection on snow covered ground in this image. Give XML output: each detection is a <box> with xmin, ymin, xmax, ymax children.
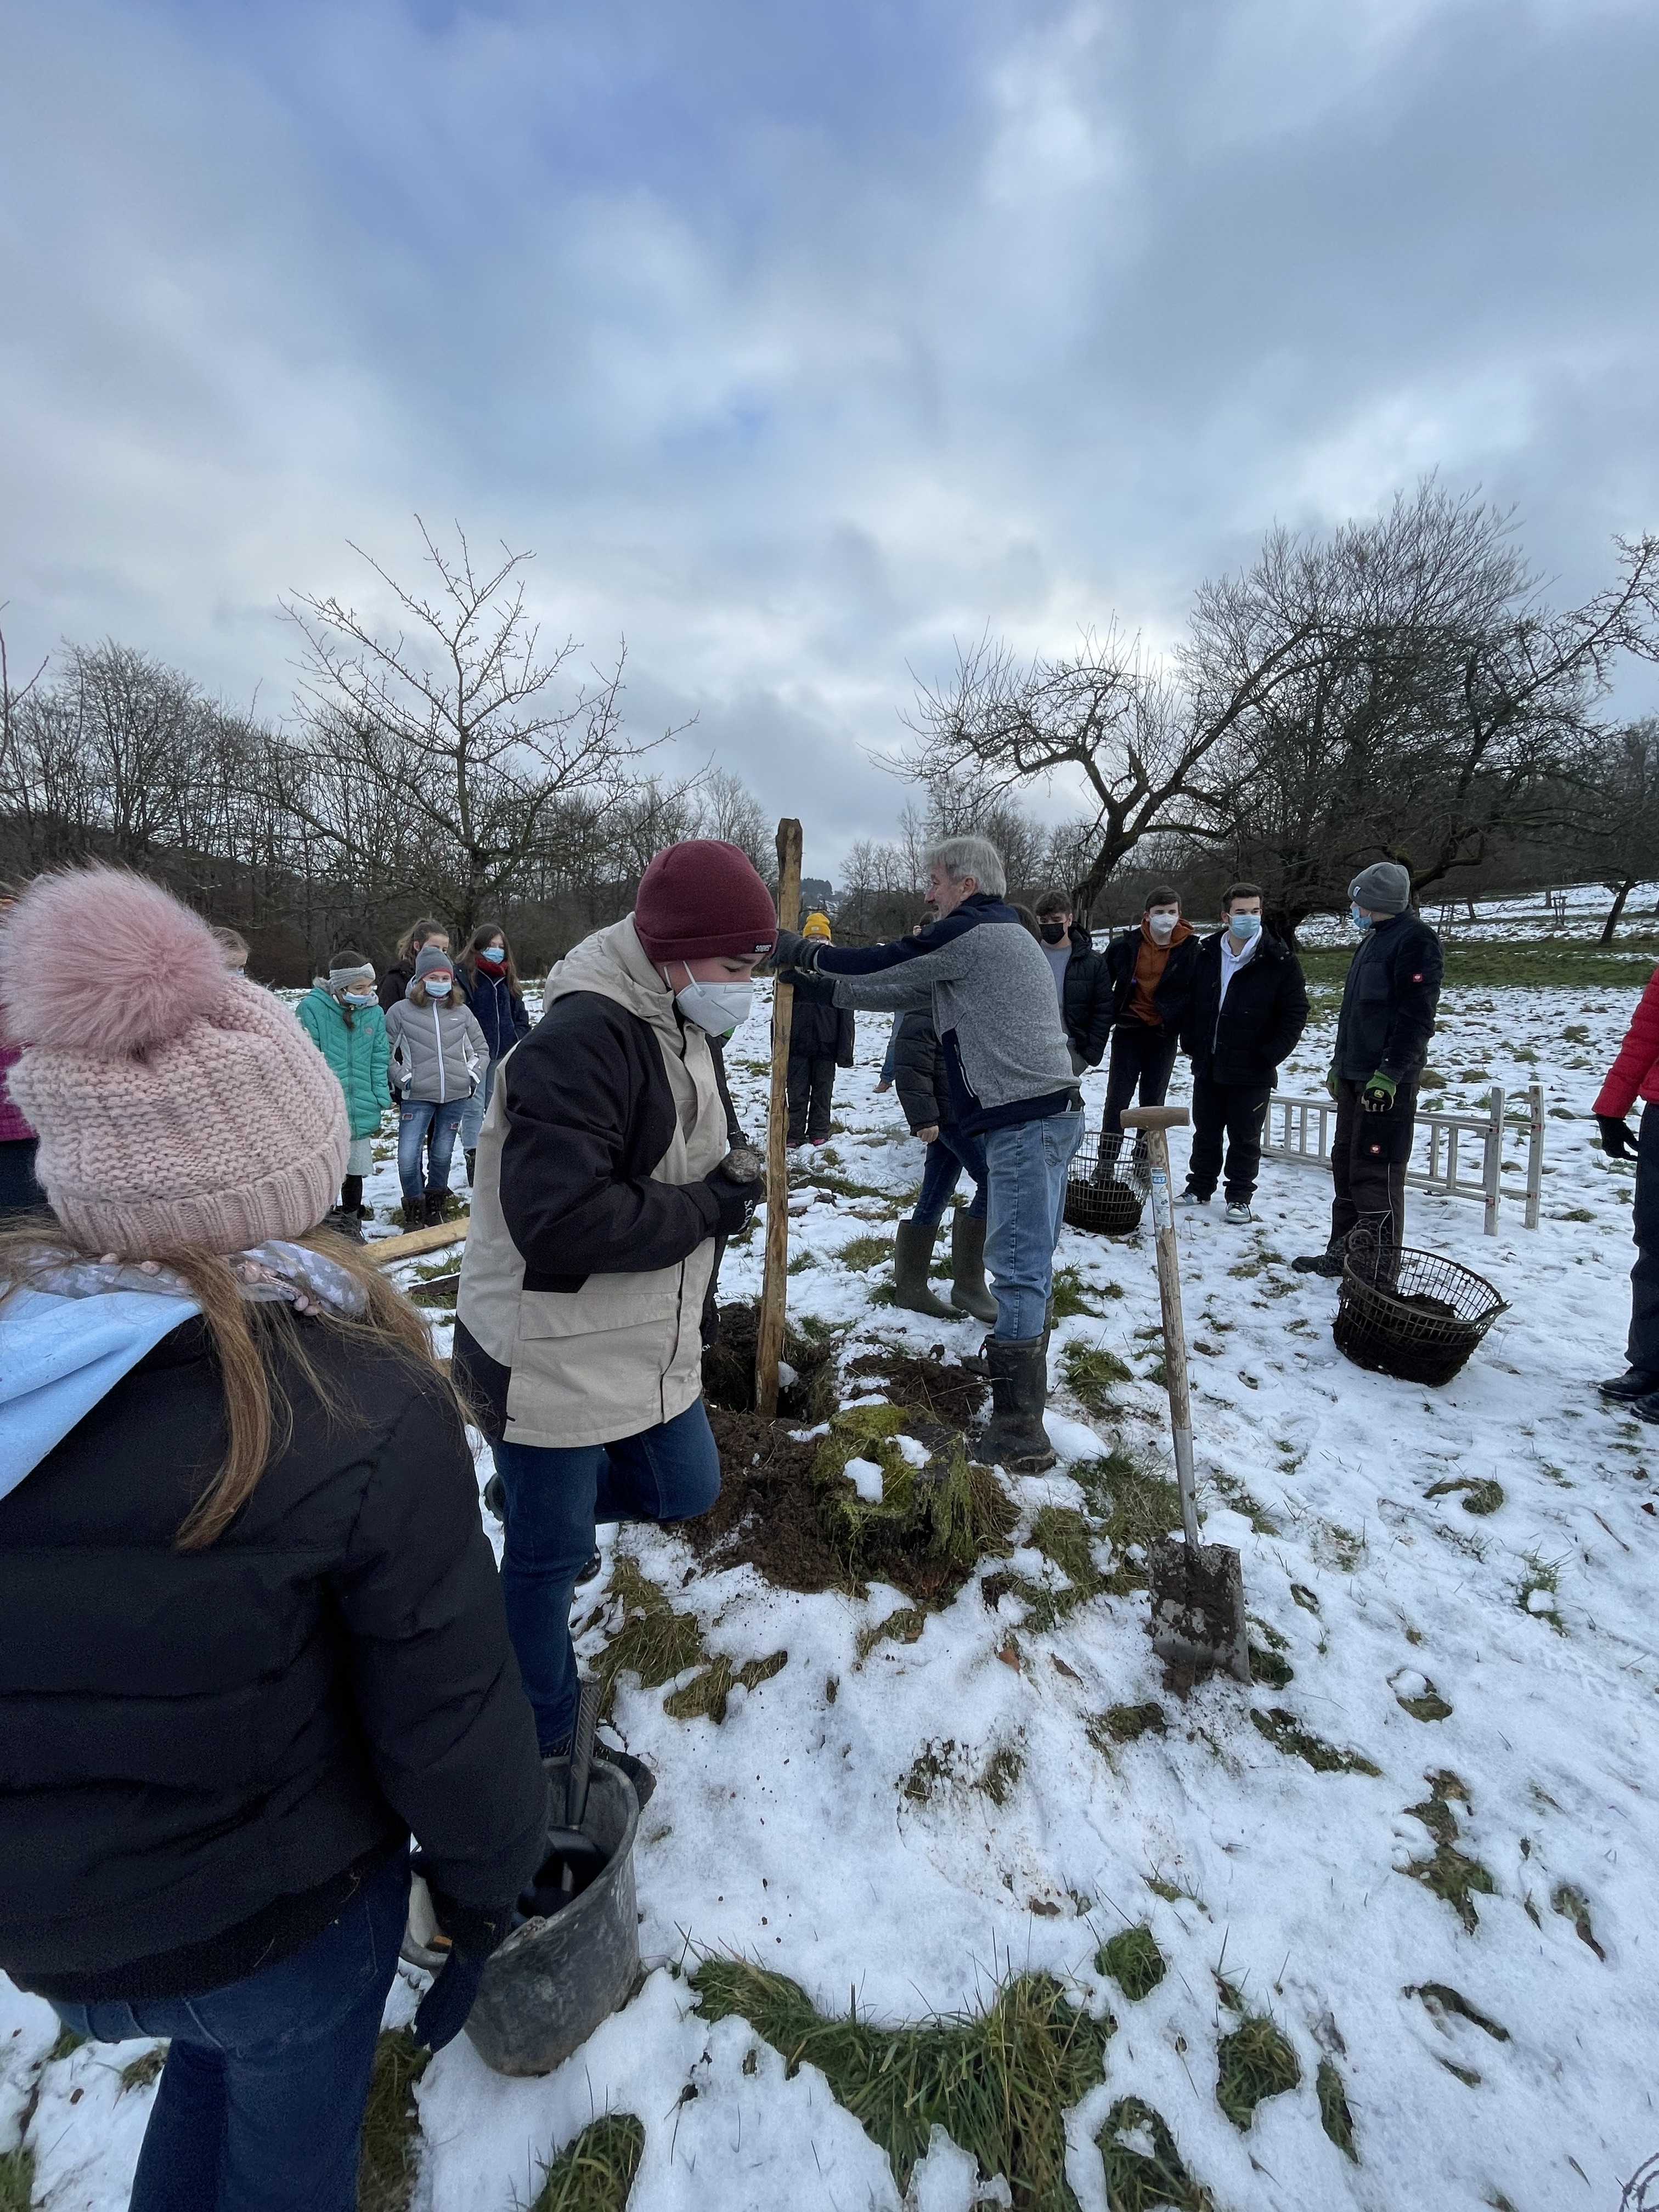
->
<box><xmin>6</xmin><ymin>938</ymin><xmax>1659</xmax><ymax>2212</ymax></box>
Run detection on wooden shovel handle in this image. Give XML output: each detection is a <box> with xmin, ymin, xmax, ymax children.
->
<box><xmin>1120</xmin><ymin>1105</ymin><xmax>1190</xmax><ymax>1131</ymax></box>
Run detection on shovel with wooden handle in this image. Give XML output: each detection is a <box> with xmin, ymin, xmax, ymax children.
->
<box><xmin>1119</xmin><ymin>1105</ymin><xmax>1250</xmax><ymax>1684</ymax></box>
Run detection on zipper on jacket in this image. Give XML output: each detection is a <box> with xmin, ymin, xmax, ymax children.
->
<box><xmin>433</xmin><ymin>1003</ymin><xmax>447</xmax><ymax>1102</ymax></box>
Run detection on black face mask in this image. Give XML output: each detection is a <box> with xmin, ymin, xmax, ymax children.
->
<box><xmin>1040</xmin><ymin>921</ymin><xmax>1066</xmax><ymax>944</ymax></box>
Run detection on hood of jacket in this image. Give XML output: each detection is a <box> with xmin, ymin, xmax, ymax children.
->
<box><xmin>549</xmin><ymin>915</ymin><xmax>691</xmax><ymax>1060</ymax></box>
<box><xmin>0</xmin><ymin>1285</ymin><xmax>199</xmax><ymax>1498</ymax></box>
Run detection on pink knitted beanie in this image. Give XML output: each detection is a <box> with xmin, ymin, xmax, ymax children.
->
<box><xmin>0</xmin><ymin>868</ymin><xmax>348</xmax><ymax>1257</ymax></box>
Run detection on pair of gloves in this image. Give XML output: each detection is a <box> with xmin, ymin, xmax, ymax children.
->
<box><xmin>1599</xmin><ymin>1115</ymin><xmax>1639</xmax><ymax>1161</ymax></box>
<box><xmin>1324</xmin><ymin>1067</ymin><xmax>1398</xmax><ymax>1114</ymax></box>
<box><xmin>699</xmin><ymin>1148</ymin><xmax>766</xmax><ymax>1237</ymax></box>
<box><xmin>410</xmin><ymin>1860</ymin><xmax>517</xmax><ymax>2053</ymax></box>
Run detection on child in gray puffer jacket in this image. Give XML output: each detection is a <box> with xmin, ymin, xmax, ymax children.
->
<box><xmin>383</xmin><ymin>946</ymin><xmax>489</xmax><ymax>1225</ymax></box>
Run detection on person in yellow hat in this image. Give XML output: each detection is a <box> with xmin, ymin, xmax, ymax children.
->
<box><xmin>782</xmin><ymin>913</ymin><xmax>854</xmax><ymax>1147</ymax></box>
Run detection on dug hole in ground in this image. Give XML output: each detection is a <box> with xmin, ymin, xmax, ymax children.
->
<box><xmin>6</xmin><ymin>900</ymin><xmax>1658</xmax><ymax>2212</ymax></box>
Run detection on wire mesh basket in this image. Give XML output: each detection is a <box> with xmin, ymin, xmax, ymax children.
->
<box><xmin>1064</xmin><ymin>1156</ymin><xmax>1145</xmax><ymax>1237</ymax></box>
<box><xmin>1333</xmin><ymin>1239</ymin><xmax>1507</xmax><ymax>1387</ymax></box>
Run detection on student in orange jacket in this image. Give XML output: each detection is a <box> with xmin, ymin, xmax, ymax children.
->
<box><xmin>1595</xmin><ymin>965</ymin><xmax>1659</xmax><ymax>1415</ymax></box>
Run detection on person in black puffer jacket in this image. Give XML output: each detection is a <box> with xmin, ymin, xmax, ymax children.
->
<box><xmin>1293</xmin><ymin>861</ymin><xmax>1443</xmax><ymax>1274</ymax></box>
<box><xmin>1178</xmin><ymin>883</ymin><xmax>1308</xmax><ymax>1223</ymax></box>
<box><xmin>1033</xmin><ymin>888</ymin><xmax>1113</xmax><ymax>1075</ymax></box>
<box><xmin>458</xmin><ymin>921</ymin><xmax>533</xmax><ymax>1182</ymax></box>
<box><xmin>0</xmin><ymin>867</ymin><xmax>546</xmax><ymax>2212</ymax></box>
<box><xmin>783</xmin><ymin>911</ymin><xmax>855</xmax><ymax>1145</ymax></box>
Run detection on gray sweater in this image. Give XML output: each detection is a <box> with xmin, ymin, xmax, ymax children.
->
<box><xmin>806</xmin><ymin>895</ymin><xmax>1075</xmax><ymax>1135</ymax></box>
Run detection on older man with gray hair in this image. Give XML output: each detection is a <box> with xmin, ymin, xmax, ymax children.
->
<box><xmin>775</xmin><ymin>834</ymin><xmax>1081</xmax><ymax>1471</ymax></box>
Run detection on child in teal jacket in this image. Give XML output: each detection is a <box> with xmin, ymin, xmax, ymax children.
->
<box><xmin>296</xmin><ymin>951</ymin><xmax>391</xmax><ymax>1237</ymax></box>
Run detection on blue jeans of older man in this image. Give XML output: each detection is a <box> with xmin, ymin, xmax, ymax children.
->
<box><xmin>983</xmin><ymin>1108</ymin><xmax>1085</xmax><ymax>1339</ymax></box>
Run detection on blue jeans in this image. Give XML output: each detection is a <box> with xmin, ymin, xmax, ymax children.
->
<box><xmin>983</xmin><ymin>1108</ymin><xmax>1085</xmax><ymax>1339</ymax></box>
<box><xmin>460</xmin><ymin>1056</ymin><xmax>501</xmax><ymax>1150</ymax></box>
<box><xmin>912</xmin><ymin>1126</ymin><xmax>989</xmax><ymax>1227</ymax></box>
<box><xmin>396</xmin><ymin>1096</ymin><xmax>467</xmax><ymax>1206</ymax></box>
<box><xmin>496</xmin><ymin>1398</ymin><xmax>723</xmax><ymax>1753</ymax></box>
<box><xmin>49</xmin><ymin>1850</ymin><xmax>409</xmax><ymax>2212</ymax></box>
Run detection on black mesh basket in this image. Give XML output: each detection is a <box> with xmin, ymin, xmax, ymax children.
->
<box><xmin>1333</xmin><ymin>1240</ymin><xmax>1507</xmax><ymax>1387</ymax></box>
<box><xmin>1064</xmin><ymin>1157</ymin><xmax>1145</xmax><ymax>1237</ymax></box>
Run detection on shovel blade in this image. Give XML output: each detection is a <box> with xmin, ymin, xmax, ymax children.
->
<box><xmin>1148</xmin><ymin>1538</ymin><xmax>1250</xmax><ymax>1683</ymax></box>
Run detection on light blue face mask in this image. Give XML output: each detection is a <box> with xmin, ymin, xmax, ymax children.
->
<box><xmin>1227</xmin><ymin>911</ymin><xmax>1262</xmax><ymax>940</ymax></box>
<box><xmin>341</xmin><ymin>989</ymin><xmax>376</xmax><ymax>1006</ymax></box>
<box><xmin>478</xmin><ymin>946</ymin><xmax>505</xmax><ymax>964</ymax></box>
<box><xmin>1350</xmin><ymin>905</ymin><xmax>1374</xmax><ymax>932</ymax></box>
<box><xmin>424</xmin><ymin>977</ymin><xmax>453</xmax><ymax>997</ymax></box>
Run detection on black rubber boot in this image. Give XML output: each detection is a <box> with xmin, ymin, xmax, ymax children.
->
<box><xmin>1293</xmin><ymin>1235</ymin><xmax>1347</xmax><ymax>1277</ymax></box>
<box><xmin>1600</xmin><ymin>1368</ymin><xmax>1659</xmax><ymax>1401</ymax></box>
<box><xmin>949</xmin><ymin>1212</ymin><xmax>998</xmax><ymax>1322</ymax></box>
<box><xmin>976</xmin><ymin>1336</ymin><xmax>1056</xmax><ymax>1473</ymax></box>
<box><xmin>893</xmin><ymin>1220</ymin><xmax>956</xmax><ymax>1318</ymax></box>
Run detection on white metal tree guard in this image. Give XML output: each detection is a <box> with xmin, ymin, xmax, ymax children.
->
<box><xmin>1260</xmin><ymin>1083</ymin><xmax>1546</xmax><ymax>1233</ymax></box>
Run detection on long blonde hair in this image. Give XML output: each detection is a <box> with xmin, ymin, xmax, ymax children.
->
<box><xmin>0</xmin><ymin>1224</ymin><xmax>459</xmax><ymax>1550</ymax></box>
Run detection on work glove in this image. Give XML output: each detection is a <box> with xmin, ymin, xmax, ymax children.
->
<box><xmin>1324</xmin><ymin>1065</ymin><xmax>1339</xmax><ymax>1101</ymax></box>
<box><xmin>768</xmin><ymin>928</ymin><xmax>812</xmax><ymax>974</ymax></box>
<box><xmin>410</xmin><ymin>1871</ymin><xmax>516</xmax><ymax>2053</ymax></box>
<box><xmin>700</xmin><ymin>1153</ymin><xmax>765</xmax><ymax>1237</ymax></box>
<box><xmin>1599</xmin><ymin>1114</ymin><xmax>1639</xmax><ymax>1162</ymax></box>
<box><xmin>1361</xmin><ymin>1071</ymin><xmax>1398</xmax><ymax>1114</ymax></box>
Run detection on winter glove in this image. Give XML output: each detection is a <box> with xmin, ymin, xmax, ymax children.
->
<box><xmin>410</xmin><ymin>1876</ymin><xmax>516</xmax><ymax>2053</ymax></box>
<box><xmin>1599</xmin><ymin>1113</ymin><xmax>1639</xmax><ymax>1161</ymax></box>
<box><xmin>1361</xmin><ymin>1071</ymin><xmax>1398</xmax><ymax>1114</ymax></box>
<box><xmin>1324</xmin><ymin>1065</ymin><xmax>1339</xmax><ymax>1101</ymax></box>
<box><xmin>769</xmin><ymin>928</ymin><xmax>812</xmax><ymax>974</ymax></box>
<box><xmin>699</xmin><ymin>1155</ymin><xmax>765</xmax><ymax>1237</ymax></box>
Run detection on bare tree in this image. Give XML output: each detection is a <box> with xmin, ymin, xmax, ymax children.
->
<box><xmin>1561</xmin><ymin>719</ymin><xmax>1659</xmax><ymax>940</ymax></box>
<box><xmin>279</xmin><ymin>521</ymin><xmax>666</xmax><ymax>937</ymax></box>
<box><xmin>691</xmin><ymin>767</ymin><xmax>773</xmax><ymax>878</ymax></box>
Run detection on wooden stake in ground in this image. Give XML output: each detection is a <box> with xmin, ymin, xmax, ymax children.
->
<box><xmin>1119</xmin><ymin>1104</ymin><xmax>1250</xmax><ymax>1683</ymax></box>
<box><xmin>755</xmin><ymin>817</ymin><xmax>803</xmax><ymax>1416</ymax></box>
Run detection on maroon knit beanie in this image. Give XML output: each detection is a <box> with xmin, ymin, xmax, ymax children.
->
<box><xmin>634</xmin><ymin>840</ymin><xmax>778</xmax><ymax>964</ymax></box>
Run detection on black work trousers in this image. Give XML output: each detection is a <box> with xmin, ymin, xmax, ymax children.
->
<box><xmin>787</xmin><ymin>1055</ymin><xmax>837</xmax><ymax>1142</ymax></box>
<box><xmin>1188</xmin><ymin>1074</ymin><xmax>1271</xmax><ymax>1203</ymax></box>
<box><xmin>1629</xmin><ymin>1103</ymin><xmax>1659</xmax><ymax>1375</ymax></box>
<box><xmin>1329</xmin><ymin>1073</ymin><xmax>1418</xmax><ymax>1250</ymax></box>
<box><xmin>1102</xmin><ymin>1023</ymin><xmax>1179</xmax><ymax>1136</ymax></box>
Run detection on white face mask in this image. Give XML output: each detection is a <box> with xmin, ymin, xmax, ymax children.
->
<box><xmin>1147</xmin><ymin>909</ymin><xmax>1179</xmax><ymax>943</ymax></box>
<box><xmin>672</xmin><ymin>964</ymin><xmax>754</xmax><ymax>1038</ymax></box>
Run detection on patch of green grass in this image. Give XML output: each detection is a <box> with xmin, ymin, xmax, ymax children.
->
<box><xmin>356</xmin><ymin>2030</ymin><xmax>431</xmax><ymax>2212</ymax></box>
<box><xmin>1401</xmin><ymin>1777</ymin><xmax>1497</xmax><ymax>1932</ymax></box>
<box><xmin>787</xmin><ymin>1249</ymin><xmax>819</xmax><ymax>1273</ymax></box>
<box><xmin>1051</xmin><ymin>1266</ymin><xmax>1102</xmax><ymax>1320</ymax></box>
<box><xmin>1097</xmin><ymin>1926</ymin><xmax>1166</xmax><ymax>2002</ymax></box>
<box><xmin>594</xmin><ymin>1557</ymin><xmax>707</xmax><ymax>1718</ymax></box>
<box><xmin>978</xmin><ymin>1744</ymin><xmax>1025</xmax><ymax>1806</ymax></box>
<box><xmin>1551</xmin><ymin>1883</ymin><xmax>1607</xmax><ymax>1961</ymax></box>
<box><xmin>1290</xmin><ymin>1582</ymin><xmax>1320</xmax><ymax>1613</ymax></box>
<box><xmin>1395</xmin><ymin>1678</ymin><xmax>1454</xmax><ymax>1723</ymax></box>
<box><xmin>1408</xmin><ymin>1984</ymin><xmax>1509</xmax><ymax>2041</ymax></box>
<box><xmin>1250</xmin><ymin>1708</ymin><xmax>1380</xmax><ymax>1776</ymax></box>
<box><xmin>1215</xmin><ymin>2012</ymin><xmax>1300</xmax><ymax>2131</ymax></box>
<box><xmin>815</xmin><ymin>1404</ymin><xmax>1017</xmax><ymax>1583</ymax></box>
<box><xmin>1298</xmin><ymin>941</ymin><xmax>1659</xmax><ymax>990</ymax></box>
<box><xmin>1425</xmin><ymin>1475</ymin><xmax>1505</xmax><ymax>1516</ymax></box>
<box><xmin>856</xmin><ymin>1606</ymin><xmax>927</xmax><ymax>1661</ymax></box>
<box><xmin>1030</xmin><ymin>1506</ymin><xmax>1105</xmax><ymax>1603</ymax></box>
<box><xmin>693</xmin><ymin>1959</ymin><xmax>1112</xmax><ymax>2212</ymax></box>
<box><xmin>1516</xmin><ymin>1550</ymin><xmax>1565</xmax><ymax>1629</ymax></box>
<box><xmin>836</xmin><ymin>1233</ymin><xmax>893</xmax><ymax>1272</ymax></box>
<box><xmin>1087</xmin><ymin>1702</ymin><xmax>1166</xmax><ymax>1750</ymax></box>
<box><xmin>1095</xmin><ymin>2096</ymin><xmax>1215</xmax><ymax>2210</ymax></box>
<box><xmin>47</xmin><ymin>2027</ymin><xmax>84</xmax><ymax>2062</ymax></box>
<box><xmin>662</xmin><ymin>1649</ymin><xmax>787</xmax><ymax>1724</ymax></box>
<box><xmin>1207</xmin><ymin>1472</ymin><xmax>1279</xmax><ymax>1534</ymax></box>
<box><xmin>1248</xmin><ymin>1644</ymin><xmax>1294</xmax><ymax>1688</ymax></box>
<box><xmin>119</xmin><ymin>2044</ymin><xmax>167</xmax><ymax>2092</ymax></box>
<box><xmin>1062</xmin><ymin>1342</ymin><xmax>1133</xmax><ymax>1413</ymax></box>
<box><xmin>529</xmin><ymin>2112</ymin><xmax>646</xmax><ymax>2212</ymax></box>
<box><xmin>1316</xmin><ymin>2057</ymin><xmax>1357</xmax><ymax>2162</ymax></box>
<box><xmin>1070</xmin><ymin>1450</ymin><xmax>1182</xmax><ymax>1592</ymax></box>
<box><xmin>0</xmin><ymin>2148</ymin><xmax>36</xmax><ymax>2212</ymax></box>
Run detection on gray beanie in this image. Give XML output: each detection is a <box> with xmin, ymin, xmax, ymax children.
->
<box><xmin>413</xmin><ymin>944</ymin><xmax>455</xmax><ymax>983</ymax></box>
<box><xmin>1349</xmin><ymin>861</ymin><xmax>1411</xmax><ymax>916</ymax></box>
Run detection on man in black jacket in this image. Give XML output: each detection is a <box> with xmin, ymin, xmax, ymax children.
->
<box><xmin>1034</xmin><ymin>888</ymin><xmax>1113</xmax><ymax>1075</ymax></box>
<box><xmin>783</xmin><ymin>911</ymin><xmax>855</xmax><ymax>1146</ymax></box>
<box><xmin>1178</xmin><ymin>883</ymin><xmax>1308</xmax><ymax>1224</ymax></box>
<box><xmin>1293</xmin><ymin>861</ymin><xmax>1444</xmax><ymax>1275</ymax></box>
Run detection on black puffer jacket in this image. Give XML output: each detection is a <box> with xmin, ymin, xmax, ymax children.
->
<box><xmin>1103</xmin><ymin>926</ymin><xmax>1201</xmax><ymax>1031</ymax></box>
<box><xmin>785</xmin><ymin>969</ymin><xmax>854</xmax><ymax>1065</ymax></box>
<box><xmin>0</xmin><ymin>1319</ymin><xmax>546</xmax><ymax>1999</ymax></box>
<box><xmin>893</xmin><ymin>1009</ymin><xmax>949</xmax><ymax>1132</ymax></box>
<box><xmin>1333</xmin><ymin>912</ymin><xmax>1443</xmax><ymax>1082</ymax></box>
<box><xmin>1052</xmin><ymin>926</ymin><xmax>1113</xmax><ymax>1065</ymax></box>
<box><xmin>1180</xmin><ymin>931</ymin><xmax>1309</xmax><ymax>1085</ymax></box>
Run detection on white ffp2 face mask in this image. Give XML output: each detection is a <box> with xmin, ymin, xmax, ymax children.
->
<box><xmin>672</xmin><ymin>966</ymin><xmax>754</xmax><ymax>1038</ymax></box>
<box><xmin>1147</xmin><ymin>909</ymin><xmax>1179</xmax><ymax>942</ymax></box>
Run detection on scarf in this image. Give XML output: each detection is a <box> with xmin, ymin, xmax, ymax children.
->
<box><xmin>30</xmin><ymin>1239</ymin><xmax>368</xmax><ymax>1318</ymax></box>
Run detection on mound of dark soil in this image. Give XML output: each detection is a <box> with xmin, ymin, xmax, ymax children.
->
<box><xmin>692</xmin><ymin>1410</ymin><xmax>853</xmax><ymax>1594</ymax></box>
<box><xmin>702</xmin><ymin>1301</ymin><xmax>839</xmax><ymax>1421</ymax></box>
<box><xmin>845</xmin><ymin>1350</ymin><xmax>988</xmax><ymax>1427</ymax></box>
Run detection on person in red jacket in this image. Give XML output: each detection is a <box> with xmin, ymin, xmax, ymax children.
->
<box><xmin>1594</xmin><ymin>965</ymin><xmax>1659</xmax><ymax>1413</ymax></box>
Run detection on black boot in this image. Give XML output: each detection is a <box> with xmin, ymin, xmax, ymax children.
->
<box><xmin>1293</xmin><ymin>1235</ymin><xmax>1347</xmax><ymax>1278</ymax></box>
<box><xmin>465</xmin><ymin>1148</ymin><xmax>477</xmax><ymax>1187</ymax></box>
<box><xmin>949</xmin><ymin>1211</ymin><xmax>998</xmax><ymax>1323</ymax></box>
<box><xmin>893</xmin><ymin>1221</ymin><xmax>956</xmax><ymax>1318</ymax></box>
<box><xmin>975</xmin><ymin>1336</ymin><xmax>1056</xmax><ymax>1474</ymax></box>
<box><xmin>1600</xmin><ymin>1368</ymin><xmax>1659</xmax><ymax>1401</ymax></box>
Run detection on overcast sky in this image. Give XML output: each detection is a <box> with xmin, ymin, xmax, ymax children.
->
<box><xmin>4</xmin><ymin>0</ymin><xmax>1657</xmax><ymax>882</ymax></box>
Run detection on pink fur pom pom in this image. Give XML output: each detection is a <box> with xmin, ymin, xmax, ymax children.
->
<box><xmin>0</xmin><ymin>867</ymin><xmax>235</xmax><ymax>1057</ymax></box>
